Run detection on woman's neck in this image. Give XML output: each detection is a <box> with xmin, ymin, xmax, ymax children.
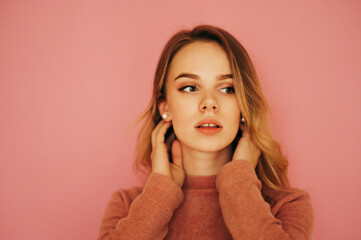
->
<box><xmin>180</xmin><ymin>143</ymin><xmax>233</xmax><ymax>176</ymax></box>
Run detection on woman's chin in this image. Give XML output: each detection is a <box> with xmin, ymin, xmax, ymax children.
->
<box><xmin>180</xmin><ymin>140</ymin><xmax>232</xmax><ymax>153</ymax></box>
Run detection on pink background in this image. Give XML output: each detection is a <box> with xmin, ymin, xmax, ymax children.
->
<box><xmin>1</xmin><ymin>0</ymin><xmax>360</xmax><ymax>239</ymax></box>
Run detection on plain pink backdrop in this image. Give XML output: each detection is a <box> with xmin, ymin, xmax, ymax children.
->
<box><xmin>1</xmin><ymin>0</ymin><xmax>360</xmax><ymax>239</ymax></box>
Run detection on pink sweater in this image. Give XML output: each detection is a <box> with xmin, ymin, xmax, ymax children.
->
<box><xmin>98</xmin><ymin>160</ymin><xmax>314</xmax><ymax>239</ymax></box>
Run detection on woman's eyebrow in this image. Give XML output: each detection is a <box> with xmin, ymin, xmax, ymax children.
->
<box><xmin>174</xmin><ymin>73</ymin><xmax>233</xmax><ymax>81</ymax></box>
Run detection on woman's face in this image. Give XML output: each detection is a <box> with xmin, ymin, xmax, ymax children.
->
<box><xmin>160</xmin><ymin>40</ymin><xmax>241</xmax><ymax>152</ymax></box>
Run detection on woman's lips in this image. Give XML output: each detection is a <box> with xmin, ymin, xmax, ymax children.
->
<box><xmin>194</xmin><ymin>118</ymin><xmax>223</xmax><ymax>135</ymax></box>
<box><xmin>195</xmin><ymin>127</ymin><xmax>222</xmax><ymax>135</ymax></box>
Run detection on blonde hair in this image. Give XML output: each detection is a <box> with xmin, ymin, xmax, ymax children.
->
<box><xmin>131</xmin><ymin>24</ymin><xmax>297</xmax><ymax>204</ymax></box>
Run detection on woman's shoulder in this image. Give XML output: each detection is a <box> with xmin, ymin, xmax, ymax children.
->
<box><xmin>263</xmin><ymin>184</ymin><xmax>312</xmax><ymax>200</ymax></box>
<box><xmin>262</xmin><ymin>184</ymin><xmax>313</xmax><ymax>215</ymax></box>
<box><xmin>109</xmin><ymin>184</ymin><xmax>145</xmax><ymax>209</ymax></box>
<box><xmin>108</xmin><ymin>172</ymin><xmax>184</xmax><ymax>207</ymax></box>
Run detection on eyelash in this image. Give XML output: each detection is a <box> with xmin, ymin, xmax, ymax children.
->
<box><xmin>178</xmin><ymin>84</ymin><xmax>235</xmax><ymax>94</ymax></box>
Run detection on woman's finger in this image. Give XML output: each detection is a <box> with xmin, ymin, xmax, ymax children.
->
<box><xmin>152</xmin><ymin>119</ymin><xmax>167</xmax><ymax>138</ymax></box>
<box><xmin>240</xmin><ymin>122</ymin><xmax>245</xmax><ymax>132</ymax></box>
<box><xmin>156</xmin><ymin>121</ymin><xmax>172</xmax><ymax>144</ymax></box>
<box><xmin>151</xmin><ymin>120</ymin><xmax>170</xmax><ymax>147</ymax></box>
<box><xmin>240</xmin><ymin>122</ymin><xmax>250</xmax><ymax>139</ymax></box>
<box><xmin>150</xmin><ymin>120</ymin><xmax>172</xmax><ymax>174</ymax></box>
<box><xmin>165</xmin><ymin>130</ymin><xmax>176</xmax><ymax>152</ymax></box>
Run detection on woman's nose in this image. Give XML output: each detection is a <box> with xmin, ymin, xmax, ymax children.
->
<box><xmin>199</xmin><ymin>92</ymin><xmax>219</xmax><ymax>112</ymax></box>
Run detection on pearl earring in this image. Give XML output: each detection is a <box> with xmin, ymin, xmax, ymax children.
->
<box><xmin>241</xmin><ymin>117</ymin><xmax>244</xmax><ymax>122</ymax></box>
<box><xmin>162</xmin><ymin>113</ymin><xmax>168</xmax><ymax>119</ymax></box>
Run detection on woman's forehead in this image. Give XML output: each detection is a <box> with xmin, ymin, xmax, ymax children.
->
<box><xmin>167</xmin><ymin>41</ymin><xmax>232</xmax><ymax>80</ymax></box>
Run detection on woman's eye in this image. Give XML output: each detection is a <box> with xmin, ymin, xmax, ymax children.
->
<box><xmin>220</xmin><ymin>87</ymin><xmax>235</xmax><ymax>94</ymax></box>
<box><xmin>179</xmin><ymin>85</ymin><xmax>197</xmax><ymax>92</ymax></box>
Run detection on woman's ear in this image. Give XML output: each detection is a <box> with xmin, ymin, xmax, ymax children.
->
<box><xmin>158</xmin><ymin>100</ymin><xmax>172</xmax><ymax>122</ymax></box>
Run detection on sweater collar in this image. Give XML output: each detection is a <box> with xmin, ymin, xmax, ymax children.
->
<box><xmin>182</xmin><ymin>174</ymin><xmax>217</xmax><ymax>189</ymax></box>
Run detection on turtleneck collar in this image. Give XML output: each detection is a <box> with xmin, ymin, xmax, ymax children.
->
<box><xmin>182</xmin><ymin>174</ymin><xmax>217</xmax><ymax>189</ymax></box>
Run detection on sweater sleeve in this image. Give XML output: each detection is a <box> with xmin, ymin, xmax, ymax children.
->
<box><xmin>98</xmin><ymin>173</ymin><xmax>184</xmax><ymax>240</ymax></box>
<box><xmin>215</xmin><ymin>160</ymin><xmax>314</xmax><ymax>240</ymax></box>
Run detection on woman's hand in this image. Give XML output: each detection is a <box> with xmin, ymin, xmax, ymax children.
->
<box><xmin>232</xmin><ymin>123</ymin><xmax>261</xmax><ymax>169</ymax></box>
<box><xmin>150</xmin><ymin>120</ymin><xmax>185</xmax><ymax>188</ymax></box>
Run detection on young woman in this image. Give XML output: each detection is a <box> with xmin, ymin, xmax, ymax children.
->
<box><xmin>98</xmin><ymin>24</ymin><xmax>314</xmax><ymax>240</ymax></box>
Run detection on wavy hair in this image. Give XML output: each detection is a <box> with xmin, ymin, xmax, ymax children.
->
<box><xmin>131</xmin><ymin>24</ymin><xmax>297</xmax><ymax>204</ymax></box>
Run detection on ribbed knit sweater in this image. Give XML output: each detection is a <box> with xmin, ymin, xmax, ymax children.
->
<box><xmin>98</xmin><ymin>160</ymin><xmax>314</xmax><ymax>239</ymax></box>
